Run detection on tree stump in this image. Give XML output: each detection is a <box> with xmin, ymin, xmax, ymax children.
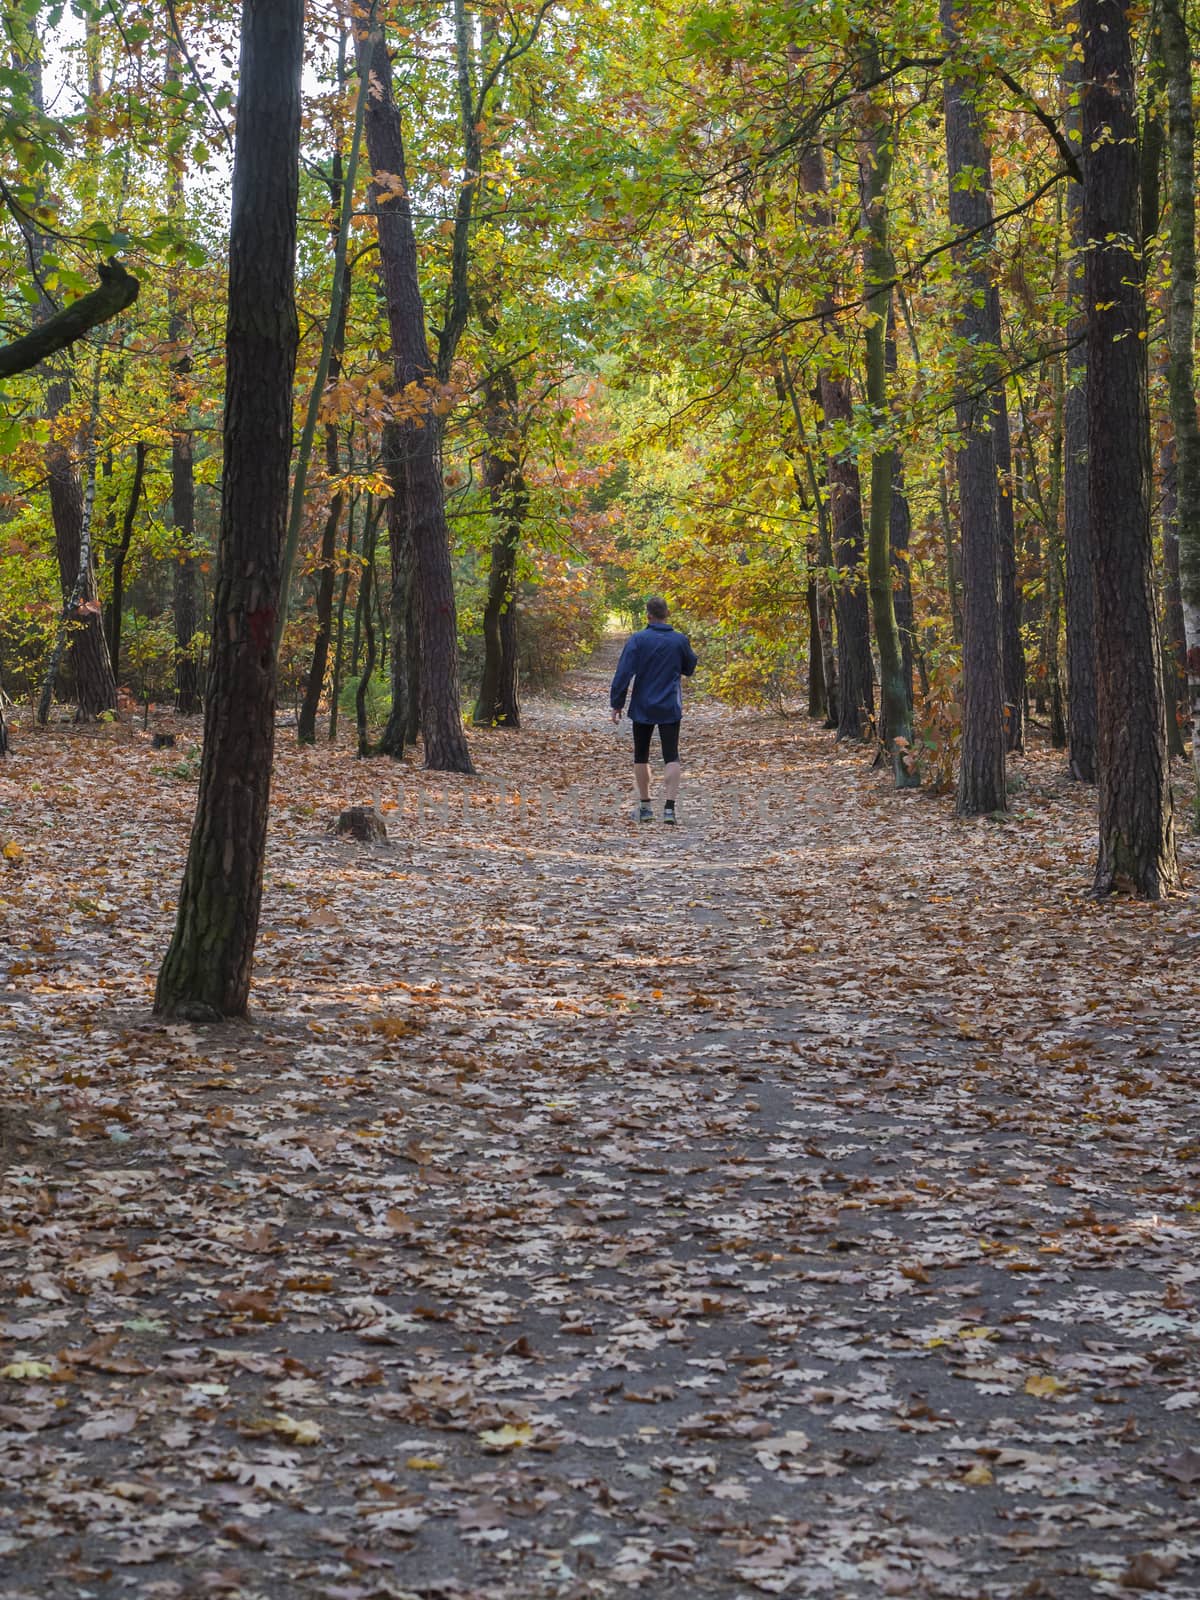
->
<box><xmin>328</xmin><ymin>805</ymin><xmax>387</xmax><ymax>842</ymax></box>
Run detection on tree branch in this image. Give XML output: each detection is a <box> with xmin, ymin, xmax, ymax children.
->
<box><xmin>0</xmin><ymin>259</ymin><xmax>140</xmax><ymax>379</ymax></box>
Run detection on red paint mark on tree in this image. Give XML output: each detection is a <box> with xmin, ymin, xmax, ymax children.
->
<box><xmin>248</xmin><ymin>607</ymin><xmax>275</xmax><ymax>658</ymax></box>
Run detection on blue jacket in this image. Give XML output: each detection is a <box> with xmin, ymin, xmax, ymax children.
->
<box><xmin>610</xmin><ymin>622</ymin><xmax>698</xmax><ymax>723</ymax></box>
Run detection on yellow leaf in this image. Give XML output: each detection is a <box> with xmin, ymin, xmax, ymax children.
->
<box><xmin>2</xmin><ymin>841</ymin><xmax>23</xmax><ymax>862</ymax></box>
<box><xmin>405</xmin><ymin>1456</ymin><xmax>443</xmax><ymax>1471</ymax></box>
<box><xmin>963</xmin><ymin>1463</ymin><xmax>994</xmax><ymax>1486</ymax></box>
<box><xmin>1</xmin><ymin>1360</ymin><xmax>53</xmax><ymax>1380</ymax></box>
<box><xmin>478</xmin><ymin>1421</ymin><xmax>532</xmax><ymax>1451</ymax></box>
<box><xmin>1024</xmin><ymin>1375</ymin><xmax>1067</xmax><ymax>1398</ymax></box>
<box><xmin>270</xmin><ymin>1413</ymin><xmax>321</xmax><ymax>1445</ymax></box>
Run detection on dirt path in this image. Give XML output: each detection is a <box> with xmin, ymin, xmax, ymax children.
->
<box><xmin>2</xmin><ymin>651</ymin><xmax>1200</xmax><ymax>1599</ymax></box>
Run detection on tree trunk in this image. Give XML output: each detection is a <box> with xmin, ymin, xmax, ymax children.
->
<box><xmin>328</xmin><ymin>491</ymin><xmax>358</xmax><ymax>742</ymax></box>
<box><xmin>473</xmin><ymin>363</ymin><xmax>524</xmax><ymax>728</ymax></box>
<box><xmin>1081</xmin><ymin>0</ymin><xmax>1178</xmax><ymax>894</ymax></box>
<box><xmin>1063</xmin><ymin>34</ymin><xmax>1098</xmax><ymax>782</ymax></box>
<box><xmin>171</xmin><ymin>424</ymin><xmax>199</xmax><ymax>714</ymax></box>
<box><xmin>374</xmin><ymin>424</ymin><xmax>417</xmax><ymax>758</ymax></box>
<box><xmin>105</xmin><ymin>439</ymin><xmax>148</xmax><ymax>682</ymax></box>
<box><xmin>991</xmin><ymin>378</ymin><xmax>1026</xmax><ymax>750</ymax></box>
<box><xmin>806</xmin><ymin>576</ymin><xmax>827</xmax><ymax>719</ymax></box>
<box><xmin>298</xmin><ymin>425</ymin><xmax>345</xmax><ymax>745</ymax></box>
<box><xmin>941</xmin><ymin>0</ymin><xmax>1006</xmax><ymax>814</ymax></box>
<box><xmin>857</xmin><ymin>68</ymin><xmax>915</xmax><ymax>784</ymax></box>
<box><xmin>154</xmin><ymin>0</ymin><xmax>304</xmax><ymax>1019</ymax></box>
<box><xmin>1160</xmin><ymin>0</ymin><xmax>1200</xmax><ymax>822</ymax></box>
<box><xmin>298</xmin><ymin>176</ymin><xmax>352</xmax><ymax>747</ymax></box>
<box><xmin>359</xmin><ymin>23</ymin><xmax>473</xmax><ymax>773</ymax></box>
<box><xmin>819</xmin><ymin>372</ymin><xmax>875</xmax><ymax>743</ymax></box>
<box><xmin>885</xmin><ymin>308</ymin><xmax>915</xmax><ymax>723</ymax></box>
<box><xmin>356</xmin><ymin>508</ymin><xmax>380</xmax><ymax>760</ymax></box>
<box><xmin>800</xmin><ymin>148</ymin><xmax>869</xmax><ymax>737</ymax></box>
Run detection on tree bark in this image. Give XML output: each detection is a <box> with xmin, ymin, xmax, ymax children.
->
<box><xmin>1160</xmin><ymin>0</ymin><xmax>1200</xmax><ymax>821</ymax></box>
<box><xmin>171</xmin><ymin>418</ymin><xmax>199</xmax><ymax>714</ymax></box>
<box><xmin>1062</xmin><ymin>27</ymin><xmax>1098</xmax><ymax>782</ymax></box>
<box><xmin>298</xmin><ymin>420</ymin><xmax>345</xmax><ymax>745</ymax></box>
<box><xmin>857</xmin><ymin>66</ymin><xmax>915</xmax><ymax>784</ymax></box>
<box><xmin>359</xmin><ymin>23</ymin><xmax>473</xmax><ymax>773</ymax></box>
<box><xmin>885</xmin><ymin>307</ymin><xmax>915</xmax><ymax>723</ymax></box>
<box><xmin>941</xmin><ymin>0</ymin><xmax>1006</xmax><ymax>814</ymax></box>
<box><xmin>105</xmin><ymin>439</ymin><xmax>148</xmax><ymax>682</ymax></box>
<box><xmin>328</xmin><ymin>489</ymin><xmax>358</xmax><ymax>741</ymax></box>
<box><xmin>473</xmin><ymin>362</ymin><xmax>524</xmax><ymax>728</ymax></box>
<box><xmin>990</xmin><ymin>375</ymin><xmax>1026</xmax><ymax>750</ymax></box>
<box><xmin>298</xmin><ymin>159</ymin><xmax>352</xmax><ymax>747</ymax></box>
<box><xmin>374</xmin><ymin>423</ymin><xmax>417</xmax><ymax>758</ymax></box>
<box><xmin>154</xmin><ymin>0</ymin><xmax>304</xmax><ymax>1019</ymax></box>
<box><xmin>0</xmin><ymin>260</ymin><xmax>139</xmax><ymax>379</ymax></box>
<box><xmin>800</xmin><ymin>147</ymin><xmax>873</xmax><ymax>741</ymax></box>
<box><xmin>1081</xmin><ymin>0</ymin><xmax>1179</xmax><ymax>894</ymax></box>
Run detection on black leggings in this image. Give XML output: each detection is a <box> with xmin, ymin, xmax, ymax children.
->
<box><xmin>632</xmin><ymin>720</ymin><xmax>680</xmax><ymax>764</ymax></box>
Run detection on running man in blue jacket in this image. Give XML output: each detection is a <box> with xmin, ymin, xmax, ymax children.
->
<box><xmin>609</xmin><ymin>596</ymin><xmax>698</xmax><ymax>824</ymax></box>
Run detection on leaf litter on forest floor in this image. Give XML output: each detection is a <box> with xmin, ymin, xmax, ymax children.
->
<box><xmin>1</xmin><ymin>641</ymin><xmax>1200</xmax><ymax>1598</ymax></box>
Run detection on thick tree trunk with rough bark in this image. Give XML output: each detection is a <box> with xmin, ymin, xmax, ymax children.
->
<box><xmin>154</xmin><ymin>0</ymin><xmax>304</xmax><ymax>1019</ymax></box>
<box><xmin>359</xmin><ymin>25</ymin><xmax>473</xmax><ymax>773</ymax></box>
<box><xmin>941</xmin><ymin>0</ymin><xmax>1005</xmax><ymax>814</ymax></box>
<box><xmin>1081</xmin><ymin>0</ymin><xmax>1178</xmax><ymax>894</ymax></box>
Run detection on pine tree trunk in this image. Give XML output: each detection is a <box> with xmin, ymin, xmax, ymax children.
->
<box><xmin>1082</xmin><ymin>0</ymin><xmax>1179</xmax><ymax>894</ymax></box>
<box><xmin>359</xmin><ymin>24</ymin><xmax>473</xmax><ymax>774</ymax></box>
<box><xmin>154</xmin><ymin>0</ymin><xmax>304</xmax><ymax>1019</ymax></box>
<box><xmin>1160</xmin><ymin>0</ymin><xmax>1200</xmax><ymax>823</ymax></box>
<box><xmin>941</xmin><ymin>0</ymin><xmax>1006</xmax><ymax>814</ymax></box>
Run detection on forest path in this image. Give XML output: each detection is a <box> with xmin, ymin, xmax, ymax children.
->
<box><xmin>1</xmin><ymin>654</ymin><xmax>1200</xmax><ymax>1599</ymax></box>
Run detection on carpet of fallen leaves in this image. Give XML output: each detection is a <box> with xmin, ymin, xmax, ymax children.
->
<box><xmin>2</xmin><ymin>640</ymin><xmax>1200</xmax><ymax>1600</ymax></box>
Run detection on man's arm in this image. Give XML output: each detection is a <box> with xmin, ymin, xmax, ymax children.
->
<box><xmin>681</xmin><ymin>636</ymin><xmax>698</xmax><ymax>677</ymax></box>
<box><xmin>610</xmin><ymin>636</ymin><xmax>638</xmax><ymax>715</ymax></box>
